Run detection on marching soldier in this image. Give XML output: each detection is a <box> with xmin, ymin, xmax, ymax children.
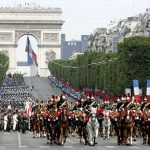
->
<box><xmin>13</xmin><ymin>111</ymin><xmax>18</xmax><ymax>131</ymax></box>
<box><xmin>21</xmin><ymin>112</ymin><xmax>28</xmax><ymax>134</ymax></box>
<box><xmin>4</xmin><ymin>113</ymin><xmax>8</xmax><ymax>131</ymax></box>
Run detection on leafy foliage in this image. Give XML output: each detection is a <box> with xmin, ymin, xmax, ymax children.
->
<box><xmin>0</xmin><ymin>53</ymin><xmax>9</xmax><ymax>85</ymax></box>
<box><xmin>49</xmin><ymin>36</ymin><xmax>150</xmax><ymax>96</ymax></box>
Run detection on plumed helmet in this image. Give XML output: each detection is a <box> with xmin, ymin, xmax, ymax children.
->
<box><xmin>62</xmin><ymin>95</ymin><xmax>66</xmax><ymax>99</ymax></box>
<box><xmin>91</xmin><ymin>96</ymin><xmax>95</xmax><ymax>100</ymax></box>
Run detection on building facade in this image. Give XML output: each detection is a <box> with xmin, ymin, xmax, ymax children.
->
<box><xmin>88</xmin><ymin>8</ymin><xmax>150</xmax><ymax>52</ymax></box>
<box><xmin>61</xmin><ymin>34</ymin><xmax>89</xmax><ymax>59</ymax></box>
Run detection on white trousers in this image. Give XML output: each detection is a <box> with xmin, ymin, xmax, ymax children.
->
<box><xmin>13</xmin><ymin>121</ymin><xmax>17</xmax><ymax>130</ymax></box>
<box><xmin>4</xmin><ymin>120</ymin><xmax>7</xmax><ymax>130</ymax></box>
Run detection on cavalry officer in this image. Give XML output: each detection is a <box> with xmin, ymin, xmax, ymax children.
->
<box><xmin>57</xmin><ymin>94</ymin><xmax>67</xmax><ymax>108</ymax></box>
<box><xmin>73</xmin><ymin>100</ymin><xmax>81</xmax><ymax>111</ymax></box>
<box><xmin>88</xmin><ymin>96</ymin><xmax>98</xmax><ymax>109</ymax></box>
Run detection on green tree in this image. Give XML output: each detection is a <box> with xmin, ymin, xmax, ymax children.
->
<box><xmin>0</xmin><ymin>53</ymin><xmax>9</xmax><ymax>85</ymax></box>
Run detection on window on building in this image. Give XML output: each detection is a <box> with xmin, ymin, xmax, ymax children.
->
<box><xmin>74</xmin><ymin>42</ymin><xmax>76</xmax><ymax>45</ymax></box>
<box><xmin>84</xmin><ymin>37</ymin><xmax>87</xmax><ymax>40</ymax></box>
<box><xmin>68</xmin><ymin>42</ymin><xmax>70</xmax><ymax>45</ymax></box>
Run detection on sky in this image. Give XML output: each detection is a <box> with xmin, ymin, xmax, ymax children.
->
<box><xmin>17</xmin><ymin>35</ymin><xmax>38</xmax><ymax>62</ymax></box>
<box><xmin>0</xmin><ymin>0</ymin><xmax>150</xmax><ymax>40</ymax></box>
<box><xmin>0</xmin><ymin>0</ymin><xmax>150</xmax><ymax>63</ymax></box>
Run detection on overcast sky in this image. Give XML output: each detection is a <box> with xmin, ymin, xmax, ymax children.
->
<box><xmin>0</xmin><ymin>0</ymin><xmax>150</xmax><ymax>40</ymax></box>
<box><xmin>0</xmin><ymin>0</ymin><xmax>150</xmax><ymax>63</ymax></box>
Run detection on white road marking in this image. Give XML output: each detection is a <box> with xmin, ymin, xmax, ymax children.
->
<box><xmin>129</xmin><ymin>146</ymin><xmax>139</xmax><ymax>149</ymax></box>
<box><xmin>67</xmin><ymin>139</ymin><xmax>76</xmax><ymax>144</ymax></box>
<box><xmin>105</xmin><ymin>146</ymin><xmax>116</xmax><ymax>148</ymax></box>
<box><xmin>17</xmin><ymin>132</ymin><xmax>28</xmax><ymax>148</ymax></box>
<box><xmin>19</xmin><ymin>146</ymin><xmax>28</xmax><ymax>148</ymax></box>
<box><xmin>63</xmin><ymin>146</ymin><xmax>73</xmax><ymax>148</ymax></box>
<box><xmin>40</xmin><ymin>146</ymin><xmax>50</xmax><ymax>148</ymax></box>
<box><xmin>4</xmin><ymin>132</ymin><xmax>10</xmax><ymax>135</ymax></box>
<box><xmin>17</xmin><ymin>132</ymin><xmax>21</xmax><ymax>147</ymax></box>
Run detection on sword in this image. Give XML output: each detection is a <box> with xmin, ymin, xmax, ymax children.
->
<box><xmin>89</xmin><ymin>101</ymin><xmax>96</xmax><ymax>107</ymax></box>
<box><xmin>127</xmin><ymin>101</ymin><xmax>132</xmax><ymax>108</ymax></box>
<box><xmin>59</xmin><ymin>101</ymin><xmax>67</xmax><ymax>108</ymax></box>
<box><xmin>119</xmin><ymin>104</ymin><xmax>124</xmax><ymax>111</ymax></box>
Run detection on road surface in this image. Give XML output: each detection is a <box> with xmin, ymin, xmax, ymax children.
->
<box><xmin>0</xmin><ymin>131</ymin><xmax>149</xmax><ymax>150</ymax></box>
<box><xmin>0</xmin><ymin>77</ymin><xmax>146</xmax><ymax>150</ymax></box>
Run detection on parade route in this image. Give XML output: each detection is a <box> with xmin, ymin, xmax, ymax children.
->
<box><xmin>0</xmin><ymin>131</ymin><xmax>149</xmax><ymax>150</ymax></box>
<box><xmin>0</xmin><ymin>1</ymin><xmax>150</xmax><ymax>150</ymax></box>
<box><xmin>0</xmin><ymin>77</ymin><xmax>144</xmax><ymax>150</ymax></box>
<box><xmin>24</xmin><ymin>77</ymin><xmax>73</xmax><ymax>102</ymax></box>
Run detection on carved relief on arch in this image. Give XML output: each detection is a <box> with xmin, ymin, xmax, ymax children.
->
<box><xmin>15</xmin><ymin>30</ymin><xmax>41</xmax><ymax>43</ymax></box>
<box><xmin>0</xmin><ymin>32</ymin><xmax>13</xmax><ymax>42</ymax></box>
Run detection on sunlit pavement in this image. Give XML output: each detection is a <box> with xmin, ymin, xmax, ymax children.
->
<box><xmin>0</xmin><ymin>131</ymin><xmax>149</xmax><ymax>150</ymax></box>
<box><xmin>24</xmin><ymin>77</ymin><xmax>74</xmax><ymax>102</ymax></box>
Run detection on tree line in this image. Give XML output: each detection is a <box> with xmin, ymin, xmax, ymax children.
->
<box><xmin>49</xmin><ymin>36</ymin><xmax>150</xmax><ymax>97</ymax></box>
<box><xmin>0</xmin><ymin>53</ymin><xmax>9</xmax><ymax>85</ymax></box>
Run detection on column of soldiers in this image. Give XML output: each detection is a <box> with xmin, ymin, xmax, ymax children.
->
<box><xmin>0</xmin><ymin>73</ymin><xmax>34</xmax><ymax>133</ymax></box>
<box><xmin>0</xmin><ymin>73</ymin><xmax>150</xmax><ymax>145</ymax></box>
<box><xmin>0</xmin><ymin>87</ymin><xmax>150</xmax><ymax>145</ymax></box>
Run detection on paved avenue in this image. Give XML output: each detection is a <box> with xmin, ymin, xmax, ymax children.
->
<box><xmin>0</xmin><ymin>77</ymin><xmax>148</xmax><ymax>150</ymax></box>
<box><xmin>0</xmin><ymin>131</ymin><xmax>149</xmax><ymax>150</ymax></box>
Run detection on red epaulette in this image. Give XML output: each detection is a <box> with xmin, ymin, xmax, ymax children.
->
<box><xmin>85</xmin><ymin>114</ymin><xmax>89</xmax><ymax>121</ymax></box>
<box><xmin>110</xmin><ymin>112</ymin><xmax>120</xmax><ymax>118</ymax></box>
<box><xmin>56</xmin><ymin>109</ymin><xmax>62</xmax><ymax>116</ymax></box>
<box><xmin>67</xmin><ymin>111</ymin><xmax>73</xmax><ymax>117</ymax></box>
<box><xmin>97</xmin><ymin>109</ymin><xmax>104</xmax><ymax>115</ymax></box>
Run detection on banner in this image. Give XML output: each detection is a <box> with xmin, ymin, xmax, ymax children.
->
<box><xmin>133</xmin><ymin>80</ymin><xmax>141</xmax><ymax>103</ymax></box>
<box><xmin>25</xmin><ymin>36</ymin><xmax>38</xmax><ymax>66</ymax></box>
<box><xmin>146</xmin><ymin>80</ymin><xmax>150</xmax><ymax>102</ymax></box>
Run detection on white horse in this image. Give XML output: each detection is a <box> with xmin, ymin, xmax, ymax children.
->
<box><xmin>102</xmin><ymin>110</ymin><xmax>111</xmax><ymax>140</ymax></box>
<box><xmin>86</xmin><ymin>113</ymin><xmax>100</xmax><ymax>146</ymax></box>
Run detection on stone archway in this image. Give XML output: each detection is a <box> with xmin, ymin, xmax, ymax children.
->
<box><xmin>16</xmin><ymin>34</ymin><xmax>38</xmax><ymax>76</ymax></box>
<box><xmin>15</xmin><ymin>31</ymin><xmax>41</xmax><ymax>44</ymax></box>
<box><xmin>0</xmin><ymin>3</ymin><xmax>64</xmax><ymax>76</ymax></box>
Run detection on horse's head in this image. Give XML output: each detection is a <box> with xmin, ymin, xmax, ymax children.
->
<box><xmin>126</xmin><ymin>110</ymin><xmax>131</xmax><ymax>121</ymax></box>
<box><xmin>124</xmin><ymin>110</ymin><xmax>135</xmax><ymax>126</ymax></box>
<box><xmin>62</xmin><ymin>108</ymin><xmax>67</xmax><ymax>115</ymax></box>
<box><xmin>60</xmin><ymin>109</ymin><xmax>68</xmax><ymax>121</ymax></box>
<box><xmin>90</xmin><ymin>113</ymin><xmax>97</xmax><ymax>121</ymax></box>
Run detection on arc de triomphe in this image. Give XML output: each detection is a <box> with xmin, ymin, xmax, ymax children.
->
<box><xmin>0</xmin><ymin>3</ymin><xmax>64</xmax><ymax>76</ymax></box>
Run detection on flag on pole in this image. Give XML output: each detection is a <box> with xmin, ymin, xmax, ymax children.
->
<box><xmin>25</xmin><ymin>36</ymin><xmax>38</xmax><ymax>66</ymax></box>
<box><xmin>25</xmin><ymin>101</ymin><xmax>32</xmax><ymax>117</ymax></box>
<box><xmin>133</xmin><ymin>80</ymin><xmax>141</xmax><ymax>103</ymax></box>
<box><xmin>146</xmin><ymin>80</ymin><xmax>150</xmax><ymax>102</ymax></box>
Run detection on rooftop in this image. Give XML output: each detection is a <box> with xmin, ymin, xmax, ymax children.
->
<box><xmin>0</xmin><ymin>3</ymin><xmax>62</xmax><ymax>13</ymax></box>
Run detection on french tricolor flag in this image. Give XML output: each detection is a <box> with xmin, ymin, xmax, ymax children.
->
<box><xmin>133</xmin><ymin>80</ymin><xmax>141</xmax><ymax>103</ymax></box>
<box><xmin>25</xmin><ymin>36</ymin><xmax>38</xmax><ymax>66</ymax></box>
<box><xmin>146</xmin><ymin>80</ymin><xmax>150</xmax><ymax>102</ymax></box>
